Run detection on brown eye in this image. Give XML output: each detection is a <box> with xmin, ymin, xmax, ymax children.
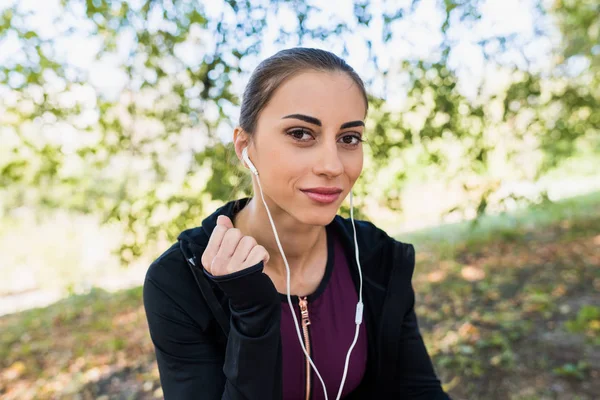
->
<box><xmin>287</xmin><ymin>128</ymin><xmax>313</xmax><ymax>141</ymax></box>
<box><xmin>339</xmin><ymin>134</ymin><xmax>363</xmax><ymax>146</ymax></box>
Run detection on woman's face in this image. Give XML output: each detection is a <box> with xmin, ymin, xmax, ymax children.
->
<box><xmin>240</xmin><ymin>70</ymin><xmax>366</xmax><ymax>226</ymax></box>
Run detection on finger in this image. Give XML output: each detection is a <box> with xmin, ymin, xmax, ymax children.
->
<box><xmin>243</xmin><ymin>245</ymin><xmax>270</xmax><ymax>269</ymax></box>
<box><xmin>217</xmin><ymin>228</ymin><xmax>243</xmax><ymax>258</ymax></box>
<box><xmin>217</xmin><ymin>215</ymin><xmax>234</xmax><ymax>229</ymax></box>
<box><xmin>212</xmin><ymin>228</ymin><xmax>243</xmax><ymax>274</ymax></box>
<box><xmin>201</xmin><ymin>224</ymin><xmax>229</xmax><ymax>271</ymax></box>
<box><xmin>203</xmin><ymin>216</ymin><xmax>234</xmax><ymax>272</ymax></box>
<box><xmin>227</xmin><ymin>236</ymin><xmax>257</xmax><ymax>271</ymax></box>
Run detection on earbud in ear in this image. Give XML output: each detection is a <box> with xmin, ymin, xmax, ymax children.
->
<box><xmin>242</xmin><ymin>147</ymin><xmax>259</xmax><ymax>176</ymax></box>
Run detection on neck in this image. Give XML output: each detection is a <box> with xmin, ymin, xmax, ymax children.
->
<box><xmin>233</xmin><ymin>197</ymin><xmax>325</xmax><ymax>277</ymax></box>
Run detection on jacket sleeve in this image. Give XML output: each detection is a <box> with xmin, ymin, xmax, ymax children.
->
<box><xmin>143</xmin><ymin>260</ymin><xmax>282</xmax><ymax>400</ymax></box>
<box><xmin>394</xmin><ymin>283</ymin><xmax>450</xmax><ymax>399</ymax></box>
<box><xmin>387</xmin><ymin>242</ymin><xmax>450</xmax><ymax>399</ymax></box>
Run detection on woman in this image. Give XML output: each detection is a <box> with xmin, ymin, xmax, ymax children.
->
<box><xmin>143</xmin><ymin>48</ymin><xmax>449</xmax><ymax>400</ymax></box>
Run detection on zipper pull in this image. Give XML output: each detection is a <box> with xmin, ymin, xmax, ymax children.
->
<box><xmin>299</xmin><ymin>296</ymin><xmax>311</xmax><ymax>326</ymax></box>
<box><xmin>298</xmin><ymin>296</ymin><xmax>312</xmax><ymax>400</ymax></box>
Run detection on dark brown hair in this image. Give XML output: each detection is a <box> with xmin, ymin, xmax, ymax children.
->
<box><xmin>239</xmin><ymin>47</ymin><xmax>368</xmax><ymax>134</ymax></box>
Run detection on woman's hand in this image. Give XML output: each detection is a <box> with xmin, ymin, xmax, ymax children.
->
<box><xmin>201</xmin><ymin>215</ymin><xmax>270</xmax><ymax>276</ymax></box>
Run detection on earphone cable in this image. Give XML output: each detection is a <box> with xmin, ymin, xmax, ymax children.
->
<box><xmin>245</xmin><ymin>147</ymin><xmax>363</xmax><ymax>400</ymax></box>
<box><xmin>254</xmin><ymin>175</ymin><xmax>330</xmax><ymax>400</ymax></box>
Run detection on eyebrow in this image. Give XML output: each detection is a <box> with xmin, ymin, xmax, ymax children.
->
<box><xmin>282</xmin><ymin>114</ymin><xmax>365</xmax><ymax>130</ymax></box>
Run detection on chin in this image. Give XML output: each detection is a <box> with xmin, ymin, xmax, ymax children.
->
<box><xmin>292</xmin><ymin>204</ymin><xmax>340</xmax><ymax>226</ymax></box>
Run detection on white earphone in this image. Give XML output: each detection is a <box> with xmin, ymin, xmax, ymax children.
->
<box><xmin>242</xmin><ymin>147</ymin><xmax>258</xmax><ymax>176</ymax></box>
<box><xmin>241</xmin><ymin>146</ymin><xmax>364</xmax><ymax>400</ymax></box>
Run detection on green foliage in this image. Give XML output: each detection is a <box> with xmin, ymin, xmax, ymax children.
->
<box><xmin>1</xmin><ymin>0</ymin><xmax>599</xmax><ymax>261</ymax></box>
<box><xmin>552</xmin><ymin>361</ymin><xmax>590</xmax><ymax>380</ymax></box>
<box><xmin>566</xmin><ymin>305</ymin><xmax>600</xmax><ymax>331</ymax></box>
<box><xmin>565</xmin><ymin>305</ymin><xmax>600</xmax><ymax>344</ymax></box>
<box><xmin>552</xmin><ymin>0</ymin><xmax>600</xmax><ymax>69</ymax></box>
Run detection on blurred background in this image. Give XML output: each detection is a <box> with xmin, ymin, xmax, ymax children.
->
<box><xmin>0</xmin><ymin>0</ymin><xmax>599</xmax><ymax>398</ymax></box>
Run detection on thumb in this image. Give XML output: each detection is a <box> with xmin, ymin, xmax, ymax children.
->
<box><xmin>217</xmin><ymin>215</ymin><xmax>234</xmax><ymax>229</ymax></box>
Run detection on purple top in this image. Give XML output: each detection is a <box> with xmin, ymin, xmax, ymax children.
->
<box><xmin>279</xmin><ymin>226</ymin><xmax>367</xmax><ymax>399</ymax></box>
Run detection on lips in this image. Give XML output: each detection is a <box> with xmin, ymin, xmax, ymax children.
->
<box><xmin>301</xmin><ymin>187</ymin><xmax>343</xmax><ymax>195</ymax></box>
<box><xmin>300</xmin><ymin>187</ymin><xmax>343</xmax><ymax>204</ymax></box>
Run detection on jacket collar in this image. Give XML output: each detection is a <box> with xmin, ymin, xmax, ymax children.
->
<box><xmin>177</xmin><ymin>197</ymin><xmax>390</xmax><ymax>265</ymax></box>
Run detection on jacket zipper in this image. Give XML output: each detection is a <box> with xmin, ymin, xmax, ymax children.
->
<box><xmin>298</xmin><ymin>296</ymin><xmax>311</xmax><ymax>400</ymax></box>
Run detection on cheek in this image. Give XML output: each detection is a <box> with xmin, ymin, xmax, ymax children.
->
<box><xmin>344</xmin><ymin>152</ymin><xmax>364</xmax><ymax>182</ymax></box>
<box><xmin>264</xmin><ymin>148</ymin><xmax>305</xmax><ymax>182</ymax></box>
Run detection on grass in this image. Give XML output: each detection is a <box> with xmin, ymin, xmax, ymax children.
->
<box><xmin>0</xmin><ymin>287</ymin><xmax>159</xmax><ymax>399</ymax></box>
<box><xmin>400</xmin><ymin>190</ymin><xmax>600</xmax><ymax>251</ymax></box>
<box><xmin>0</xmin><ymin>191</ymin><xmax>599</xmax><ymax>399</ymax></box>
<box><xmin>403</xmin><ymin>191</ymin><xmax>600</xmax><ymax>398</ymax></box>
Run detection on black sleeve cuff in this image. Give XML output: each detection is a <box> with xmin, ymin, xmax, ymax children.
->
<box><xmin>204</xmin><ymin>262</ymin><xmax>279</xmax><ymax>310</ymax></box>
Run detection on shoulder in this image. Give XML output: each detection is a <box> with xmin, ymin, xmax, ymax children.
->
<box><xmin>145</xmin><ymin>242</ymin><xmax>189</xmax><ymax>288</ymax></box>
<box><xmin>145</xmin><ymin>222</ymin><xmax>209</xmax><ymax>288</ymax></box>
<box><xmin>333</xmin><ymin>215</ymin><xmax>416</xmax><ymax>281</ymax></box>
<box><xmin>332</xmin><ymin>215</ymin><xmax>392</xmax><ymax>253</ymax></box>
<box><xmin>143</xmin><ymin>242</ymin><xmax>214</xmax><ymax>331</ymax></box>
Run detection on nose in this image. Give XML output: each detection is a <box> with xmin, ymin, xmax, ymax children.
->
<box><xmin>312</xmin><ymin>140</ymin><xmax>343</xmax><ymax>178</ymax></box>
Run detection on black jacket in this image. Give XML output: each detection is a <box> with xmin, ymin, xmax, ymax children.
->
<box><xmin>143</xmin><ymin>198</ymin><xmax>450</xmax><ymax>399</ymax></box>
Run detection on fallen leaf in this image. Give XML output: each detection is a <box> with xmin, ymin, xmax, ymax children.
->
<box><xmin>461</xmin><ymin>265</ymin><xmax>485</xmax><ymax>281</ymax></box>
<box><xmin>428</xmin><ymin>270</ymin><xmax>447</xmax><ymax>283</ymax></box>
<box><xmin>3</xmin><ymin>361</ymin><xmax>26</xmax><ymax>380</ymax></box>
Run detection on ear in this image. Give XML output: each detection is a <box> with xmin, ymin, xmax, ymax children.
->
<box><xmin>233</xmin><ymin>127</ymin><xmax>250</xmax><ymax>164</ymax></box>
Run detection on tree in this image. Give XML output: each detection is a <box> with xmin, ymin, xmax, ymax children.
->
<box><xmin>1</xmin><ymin>0</ymin><xmax>597</xmax><ymax>261</ymax></box>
